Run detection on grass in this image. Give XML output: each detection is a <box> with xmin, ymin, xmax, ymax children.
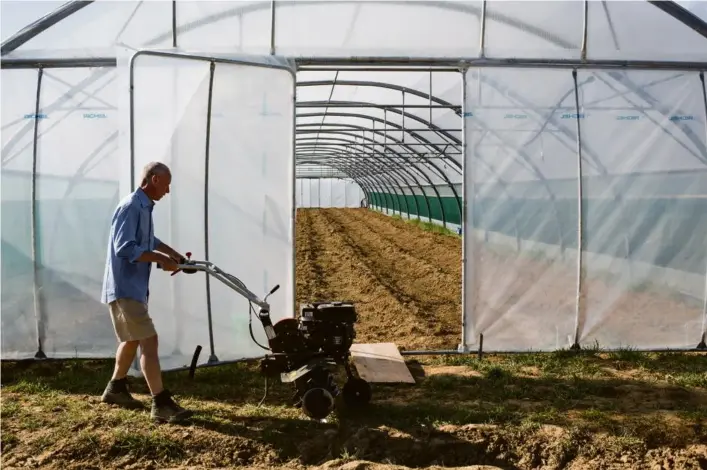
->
<box><xmin>388</xmin><ymin>213</ymin><xmax>461</xmax><ymax>238</ymax></box>
<box><xmin>2</xmin><ymin>349</ymin><xmax>706</xmax><ymax>469</ymax></box>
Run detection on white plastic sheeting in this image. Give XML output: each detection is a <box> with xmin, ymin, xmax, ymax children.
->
<box><xmin>296</xmin><ymin>178</ymin><xmax>365</xmax><ymax>208</ymax></box>
<box><xmin>2</xmin><ymin>67</ymin><xmax>121</xmax><ymax>359</ymax></box>
<box><xmin>463</xmin><ymin>68</ymin><xmax>707</xmax><ymax>352</ymax></box>
<box><xmin>126</xmin><ymin>52</ymin><xmax>295</xmax><ymax>372</ymax></box>
<box><xmin>1</xmin><ymin>52</ymin><xmax>296</xmax><ymax>369</ymax></box>
<box><xmin>6</xmin><ymin>1</ymin><xmax>707</xmax><ymax>62</ymax></box>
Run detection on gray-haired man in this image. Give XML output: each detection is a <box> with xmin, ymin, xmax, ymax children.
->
<box><xmin>100</xmin><ymin>161</ymin><xmax>193</xmax><ymax>423</ymax></box>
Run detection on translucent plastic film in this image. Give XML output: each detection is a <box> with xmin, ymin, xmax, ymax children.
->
<box><xmin>345</xmin><ymin>180</ymin><xmax>365</xmax><ymax>208</ymax></box>
<box><xmin>36</xmin><ymin>68</ymin><xmax>121</xmax><ymax>358</ymax></box>
<box><xmin>295</xmin><ymin>178</ymin><xmax>364</xmax><ymax>208</ymax></box>
<box><xmin>11</xmin><ymin>1</ymin><xmax>173</xmax><ymax>58</ymax></box>
<box><xmin>129</xmin><ymin>53</ymin><xmax>294</xmax><ymax>371</ymax></box>
<box><xmin>274</xmin><ymin>0</ymin><xmax>481</xmax><ymax>57</ymax></box>
<box><xmin>463</xmin><ymin>68</ymin><xmax>580</xmax><ymax>352</ymax></box>
<box><xmin>574</xmin><ymin>70</ymin><xmax>707</xmax><ymax>349</ymax></box>
<box><xmin>330</xmin><ymin>180</ymin><xmax>346</xmax><ymax>207</ymax></box>
<box><xmin>295</xmin><ymin>179</ymin><xmax>303</xmax><ymax>207</ymax></box>
<box><xmin>587</xmin><ymin>0</ymin><xmax>707</xmax><ymax>62</ymax></box>
<box><xmin>309</xmin><ymin>178</ymin><xmax>320</xmax><ymax>208</ymax></box>
<box><xmin>131</xmin><ymin>55</ymin><xmax>210</xmax><ymax>372</ymax></box>
<box><xmin>297</xmin><ymin>179</ymin><xmax>313</xmax><ymax>208</ymax></box>
<box><xmin>484</xmin><ymin>0</ymin><xmax>583</xmax><ymax>60</ymax></box>
<box><xmin>207</xmin><ymin>58</ymin><xmax>295</xmax><ymax>361</ymax></box>
<box><xmin>464</xmin><ymin>67</ymin><xmax>707</xmax><ymax>352</ymax></box>
<box><xmin>319</xmin><ymin>178</ymin><xmax>333</xmax><ymax>207</ymax></box>
<box><xmin>2</xmin><ymin>69</ymin><xmax>42</xmax><ymax>358</ymax></box>
<box><xmin>1</xmin><ymin>67</ymin><xmax>120</xmax><ymax>359</ymax></box>
<box><xmin>8</xmin><ymin>0</ymin><xmax>707</xmax><ymax>62</ymax></box>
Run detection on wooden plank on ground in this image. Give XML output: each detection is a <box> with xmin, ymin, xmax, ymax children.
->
<box><xmin>349</xmin><ymin>342</ymin><xmax>416</xmax><ymax>384</ymax></box>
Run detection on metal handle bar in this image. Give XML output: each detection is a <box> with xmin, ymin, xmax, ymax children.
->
<box><xmin>174</xmin><ymin>260</ymin><xmax>271</xmax><ymax>310</ymax></box>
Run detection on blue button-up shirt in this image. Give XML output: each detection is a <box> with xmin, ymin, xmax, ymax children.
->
<box><xmin>101</xmin><ymin>188</ymin><xmax>162</xmax><ymax>305</ymax></box>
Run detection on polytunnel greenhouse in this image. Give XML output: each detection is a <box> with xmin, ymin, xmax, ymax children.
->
<box><xmin>2</xmin><ymin>0</ymin><xmax>707</xmax><ymax>375</ymax></box>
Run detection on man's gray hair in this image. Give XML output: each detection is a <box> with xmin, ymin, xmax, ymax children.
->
<box><xmin>141</xmin><ymin>161</ymin><xmax>171</xmax><ymax>186</ymax></box>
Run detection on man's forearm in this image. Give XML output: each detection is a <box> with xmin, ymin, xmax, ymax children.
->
<box><xmin>136</xmin><ymin>250</ymin><xmax>172</xmax><ymax>264</ymax></box>
<box><xmin>155</xmin><ymin>241</ymin><xmax>182</xmax><ymax>261</ymax></box>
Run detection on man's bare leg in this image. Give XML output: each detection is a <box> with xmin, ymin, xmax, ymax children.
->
<box><xmin>139</xmin><ymin>335</ymin><xmax>163</xmax><ymax>395</ymax></box>
<box><xmin>140</xmin><ymin>334</ymin><xmax>193</xmax><ymax>423</ymax></box>
<box><xmin>112</xmin><ymin>340</ymin><xmax>139</xmax><ymax>380</ymax></box>
<box><xmin>101</xmin><ymin>340</ymin><xmax>142</xmax><ymax>408</ymax></box>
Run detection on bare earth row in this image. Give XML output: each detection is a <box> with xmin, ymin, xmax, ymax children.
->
<box><xmin>295</xmin><ymin>208</ymin><xmax>462</xmax><ymax>351</ymax></box>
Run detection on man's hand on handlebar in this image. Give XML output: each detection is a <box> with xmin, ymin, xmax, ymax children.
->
<box><xmin>167</xmin><ymin>251</ymin><xmax>197</xmax><ymax>276</ymax></box>
<box><xmin>157</xmin><ymin>254</ymin><xmax>179</xmax><ymax>272</ymax></box>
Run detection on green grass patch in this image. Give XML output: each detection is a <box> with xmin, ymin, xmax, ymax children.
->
<box><xmin>406</xmin><ymin>218</ymin><xmax>460</xmax><ymax>237</ymax></box>
<box><xmin>2</xmin><ymin>351</ymin><xmax>706</xmax><ymax>468</ymax></box>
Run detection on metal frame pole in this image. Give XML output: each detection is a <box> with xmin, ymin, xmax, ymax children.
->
<box><xmin>479</xmin><ymin>0</ymin><xmax>487</xmax><ymax>58</ymax></box>
<box><xmin>6</xmin><ymin>57</ymin><xmax>707</xmax><ymax>72</ymax></box>
<box><xmin>31</xmin><ymin>66</ymin><xmax>46</xmax><ymax>359</ymax></box>
<box><xmin>171</xmin><ymin>0</ymin><xmax>177</xmax><ymax>48</ymax></box>
<box><xmin>204</xmin><ymin>60</ymin><xmax>218</xmax><ymax>363</ymax></box>
<box><xmin>269</xmin><ymin>0</ymin><xmax>276</xmax><ymax>55</ymax></box>
<box><xmin>290</xmin><ymin>63</ymin><xmax>297</xmax><ymax>319</ymax></box>
<box><xmin>581</xmin><ymin>0</ymin><xmax>588</xmax><ymax>61</ymax></box>
<box><xmin>571</xmin><ymin>69</ymin><xmax>585</xmax><ymax>350</ymax></box>
<box><xmin>699</xmin><ymin>71</ymin><xmax>707</xmax><ymax>350</ymax></box>
<box><xmin>459</xmin><ymin>66</ymin><xmax>470</xmax><ymax>353</ymax></box>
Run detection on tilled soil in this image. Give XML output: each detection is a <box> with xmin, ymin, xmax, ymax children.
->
<box><xmin>295</xmin><ymin>208</ymin><xmax>462</xmax><ymax>351</ymax></box>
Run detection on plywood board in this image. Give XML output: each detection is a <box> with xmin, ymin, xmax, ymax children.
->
<box><xmin>349</xmin><ymin>342</ymin><xmax>416</xmax><ymax>384</ymax></box>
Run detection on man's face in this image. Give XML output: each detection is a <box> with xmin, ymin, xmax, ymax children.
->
<box><xmin>150</xmin><ymin>172</ymin><xmax>172</xmax><ymax>201</ymax></box>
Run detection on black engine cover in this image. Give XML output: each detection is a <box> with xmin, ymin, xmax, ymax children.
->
<box><xmin>300</xmin><ymin>301</ymin><xmax>357</xmax><ymax>323</ymax></box>
<box><xmin>298</xmin><ymin>301</ymin><xmax>357</xmax><ymax>355</ymax></box>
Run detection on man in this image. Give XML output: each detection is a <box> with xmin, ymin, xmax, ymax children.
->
<box><xmin>100</xmin><ymin>161</ymin><xmax>193</xmax><ymax>424</ymax></box>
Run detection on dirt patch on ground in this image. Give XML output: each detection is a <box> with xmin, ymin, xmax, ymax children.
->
<box><xmin>3</xmin><ymin>393</ymin><xmax>705</xmax><ymax>470</ymax></box>
<box><xmin>295</xmin><ymin>208</ymin><xmax>462</xmax><ymax>350</ymax></box>
<box><xmin>3</xmin><ymin>351</ymin><xmax>706</xmax><ymax>470</ymax></box>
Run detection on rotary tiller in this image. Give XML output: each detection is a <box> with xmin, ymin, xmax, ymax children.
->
<box><xmin>171</xmin><ymin>253</ymin><xmax>372</xmax><ymax>420</ymax></box>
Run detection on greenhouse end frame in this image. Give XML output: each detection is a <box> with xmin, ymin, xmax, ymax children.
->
<box><xmin>2</xmin><ymin>0</ymin><xmax>707</xmax><ymax>363</ymax></box>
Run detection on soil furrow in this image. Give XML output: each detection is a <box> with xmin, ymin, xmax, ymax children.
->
<box><xmin>319</xmin><ymin>209</ymin><xmax>461</xmax><ymax>349</ymax></box>
<box><xmin>295</xmin><ymin>209</ymin><xmax>332</xmax><ymax>313</ymax></box>
<box><xmin>306</xmin><ymin>210</ymin><xmax>332</xmax><ymax>302</ymax></box>
<box><xmin>303</xmin><ymin>209</ymin><xmax>437</xmax><ymax>348</ymax></box>
<box><xmin>371</xmin><ymin>209</ymin><xmax>462</xmax><ymax>252</ymax></box>
<box><xmin>326</xmin><ymin>209</ymin><xmax>461</xmax><ymax>307</ymax></box>
<box><xmin>345</xmin><ymin>209</ymin><xmax>460</xmax><ymax>278</ymax></box>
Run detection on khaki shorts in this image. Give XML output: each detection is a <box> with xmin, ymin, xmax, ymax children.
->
<box><xmin>108</xmin><ymin>298</ymin><xmax>157</xmax><ymax>342</ymax></box>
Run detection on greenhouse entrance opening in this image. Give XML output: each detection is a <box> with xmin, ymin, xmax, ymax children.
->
<box><xmin>293</xmin><ymin>65</ymin><xmax>465</xmax><ymax>354</ymax></box>
<box><xmin>126</xmin><ymin>51</ymin><xmax>297</xmax><ymax>373</ymax></box>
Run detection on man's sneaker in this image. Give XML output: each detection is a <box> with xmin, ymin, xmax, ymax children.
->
<box><xmin>101</xmin><ymin>377</ymin><xmax>143</xmax><ymax>409</ymax></box>
<box><xmin>151</xmin><ymin>389</ymin><xmax>194</xmax><ymax>424</ymax></box>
